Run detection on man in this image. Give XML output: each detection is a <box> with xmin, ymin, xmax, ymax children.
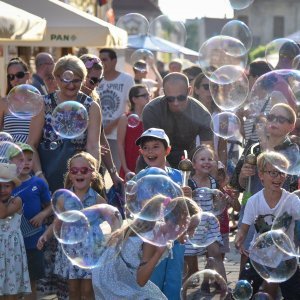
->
<box><xmin>32</xmin><ymin>52</ymin><xmax>55</xmax><ymax>95</ymax></box>
<box><xmin>97</xmin><ymin>48</ymin><xmax>135</xmax><ymax>171</ymax></box>
<box><xmin>142</xmin><ymin>72</ymin><xmax>213</xmax><ymax>168</ymax></box>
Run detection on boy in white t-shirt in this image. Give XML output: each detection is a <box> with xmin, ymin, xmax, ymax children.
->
<box><xmin>235</xmin><ymin>151</ymin><xmax>300</xmax><ymax>299</ymax></box>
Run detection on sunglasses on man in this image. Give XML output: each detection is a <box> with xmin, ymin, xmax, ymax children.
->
<box><xmin>165</xmin><ymin>94</ymin><xmax>187</xmax><ymax>103</ymax></box>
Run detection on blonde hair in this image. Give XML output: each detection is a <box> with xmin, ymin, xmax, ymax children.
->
<box><xmin>64</xmin><ymin>152</ymin><xmax>105</xmax><ymax>196</ymax></box>
<box><xmin>192</xmin><ymin>144</ymin><xmax>215</xmax><ymax>163</ymax></box>
<box><xmin>54</xmin><ymin>54</ymin><xmax>87</xmax><ymax>80</ymax></box>
<box><xmin>270</xmin><ymin>103</ymin><xmax>297</xmax><ymax>125</ymax></box>
<box><xmin>257</xmin><ymin>151</ymin><xmax>290</xmax><ymax>172</ymax></box>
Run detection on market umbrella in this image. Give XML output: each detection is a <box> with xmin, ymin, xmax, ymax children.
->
<box><xmin>0</xmin><ymin>1</ymin><xmax>46</xmax><ymax>41</ymax></box>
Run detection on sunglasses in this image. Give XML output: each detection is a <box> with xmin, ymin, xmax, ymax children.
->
<box><xmin>263</xmin><ymin>170</ymin><xmax>286</xmax><ymax>178</ymax></box>
<box><xmin>266</xmin><ymin>114</ymin><xmax>292</xmax><ymax>124</ymax></box>
<box><xmin>7</xmin><ymin>71</ymin><xmax>28</xmax><ymax>81</ymax></box>
<box><xmin>89</xmin><ymin>77</ymin><xmax>103</xmax><ymax>85</ymax></box>
<box><xmin>60</xmin><ymin>77</ymin><xmax>82</xmax><ymax>84</ymax></box>
<box><xmin>201</xmin><ymin>84</ymin><xmax>210</xmax><ymax>91</ymax></box>
<box><xmin>69</xmin><ymin>166</ymin><xmax>93</xmax><ymax>175</ymax></box>
<box><xmin>135</xmin><ymin>93</ymin><xmax>150</xmax><ymax>98</ymax></box>
<box><xmin>165</xmin><ymin>94</ymin><xmax>187</xmax><ymax>103</ymax></box>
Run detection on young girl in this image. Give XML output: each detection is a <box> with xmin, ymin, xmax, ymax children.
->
<box><xmin>0</xmin><ymin>170</ymin><xmax>31</xmax><ymax>299</ymax></box>
<box><xmin>184</xmin><ymin>145</ymin><xmax>227</xmax><ymax>282</ymax></box>
<box><xmin>92</xmin><ymin>197</ymin><xmax>200</xmax><ymax>299</ymax></box>
<box><xmin>37</xmin><ymin>152</ymin><xmax>106</xmax><ymax>300</ymax></box>
<box><xmin>117</xmin><ymin>84</ymin><xmax>150</xmax><ymax>179</ymax></box>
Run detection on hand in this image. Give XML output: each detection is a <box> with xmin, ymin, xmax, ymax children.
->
<box><xmin>30</xmin><ymin>212</ymin><xmax>45</xmax><ymax>227</ymax></box>
<box><xmin>37</xmin><ymin>235</ymin><xmax>47</xmax><ymax>250</ymax></box>
<box><xmin>100</xmin><ymin>145</ymin><xmax>110</xmax><ymax>156</ymax></box>
<box><xmin>240</xmin><ymin>163</ymin><xmax>256</xmax><ymax>179</ymax></box>
<box><xmin>234</xmin><ymin>234</ymin><xmax>249</xmax><ymax>256</ymax></box>
<box><xmin>181</xmin><ymin>186</ymin><xmax>192</xmax><ymax>199</ymax></box>
<box><xmin>111</xmin><ymin>172</ymin><xmax>124</xmax><ymax>187</ymax></box>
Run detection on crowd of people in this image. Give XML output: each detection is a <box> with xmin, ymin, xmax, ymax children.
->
<box><xmin>0</xmin><ymin>47</ymin><xmax>300</xmax><ymax>300</ymax></box>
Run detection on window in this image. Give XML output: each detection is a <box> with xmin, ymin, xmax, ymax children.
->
<box><xmin>273</xmin><ymin>16</ymin><xmax>284</xmax><ymax>38</ymax></box>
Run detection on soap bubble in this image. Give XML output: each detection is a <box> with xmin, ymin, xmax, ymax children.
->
<box><xmin>249</xmin><ymin>230</ymin><xmax>298</xmax><ymax>282</ymax></box>
<box><xmin>116</xmin><ymin>13</ymin><xmax>149</xmax><ymax>35</ymax></box>
<box><xmin>181</xmin><ymin>269</ymin><xmax>228</xmax><ymax>300</ymax></box>
<box><xmin>7</xmin><ymin>84</ymin><xmax>43</xmax><ymax>119</ymax></box>
<box><xmin>61</xmin><ymin>70</ymin><xmax>74</xmax><ymax>83</ymax></box>
<box><xmin>253</xmin><ymin>292</ymin><xmax>272</xmax><ymax>299</ymax></box>
<box><xmin>210</xmin><ymin>112</ymin><xmax>241</xmax><ymax>139</ymax></box>
<box><xmin>229</xmin><ymin>0</ymin><xmax>254</xmax><ymax>10</ymax></box>
<box><xmin>127</xmin><ymin>114</ymin><xmax>140</xmax><ymax>128</ymax></box>
<box><xmin>62</xmin><ymin>204</ymin><xmax>123</xmax><ymax>269</ymax></box>
<box><xmin>130</xmin><ymin>49</ymin><xmax>154</xmax><ymax>71</ymax></box>
<box><xmin>0</xmin><ymin>132</ymin><xmax>13</xmax><ymax>142</ymax></box>
<box><xmin>51</xmin><ymin>100</ymin><xmax>89</xmax><ymax>139</ymax></box>
<box><xmin>221</xmin><ymin>20</ymin><xmax>253</xmax><ymax>53</ymax></box>
<box><xmin>232</xmin><ymin>280</ymin><xmax>253</xmax><ymax>300</ymax></box>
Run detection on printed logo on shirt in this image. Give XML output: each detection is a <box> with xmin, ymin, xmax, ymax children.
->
<box><xmin>32</xmin><ymin>186</ymin><xmax>38</xmax><ymax>192</ymax></box>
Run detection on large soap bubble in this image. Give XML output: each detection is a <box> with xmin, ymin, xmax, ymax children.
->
<box><xmin>221</xmin><ymin>20</ymin><xmax>253</xmax><ymax>54</ymax></box>
<box><xmin>62</xmin><ymin>204</ymin><xmax>123</xmax><ymax>269</ymax></box>
<box><xmin>130</xmin><ymin>49</ymin><xmax>154</xmax><ymax>69</ymax></box>
<box><xmin>181</xmin><ymin>269</ymin><xmax>228</xmax><ymax>300</ymax></box>
<box><xmin>116</xmin><ymin>13</ymin><xmax>149</xmax><ymax>35</ymax></box>
<box><xmin>51</xmin><ymin>101</ymin><xmax>89</xmax><ymax>139</ymax></box>
<box><xmin>199</xmin><ymin>35</ymin><xmax>248</xmax><ymax>83</ymax></box>
<box><xmin>249</xmin><ymin>230</ymin><xmax>298</xmax><ymax>282</ymax></box>
<box><xmin>211</xmin><ymin>112</ymin><xmax>241</xmax><ymax>139</ymax></box>
<box><xmin>265</xmin><ymin>38</ymin><xmax>300</xmax><ymax>70</ymax></box>
<box><xmin>229</xmin><ymin>0</ymin><xmax>254</xmax><ymax>10</ymax></box>
<box><xmin>0</xmin><ymin>132</ymin><xmax>13</xmax><ymax>142</ymax></box>
<box><xmin>7</xmin><ymin>84</ymin><xmax>43</xmax><ymax>119</ymax></box>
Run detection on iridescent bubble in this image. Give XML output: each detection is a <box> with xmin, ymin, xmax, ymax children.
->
<box><xmin>265</xmin><ymin>38</ymin><xmax>300</xmax><ymax>70</ymax></box>
<box><xmin>292</xmin><ymin>54</ymin><xmax>300</xmax><ymax>70</ymax></box>
<box><xmin>0</xmin><ymin>132</ymin><xmax>13</xmax><ymax>142</ymax></box>
<box><xmin>181</xmin><ymin>269</ymin><xmax>228</xmax><ymax>300</ymax></box>
<box><xmin>62</xmin><ymin>70</ymin><xmax>74</xmax><ymax>83</ymax></box>
<box><xmin>116</xmin><ymin>13</ymin><xmax>149</xmax><ymax>35</ymax></box>
<box><xmin>149</xmin><ymin>15</ymin><xmax>187</xmax><ymax>46</ymax></box>
<box><xmin>127</xmin><ymin>114</ymin><xmax>140</xmax><ymax>128</ymax></box>
<box><xmin>7</xmin><ymin>84</ymin><xmax>43</xmax><ymax>119</ymax></box>
<box><xmin>210</xmin><ymin>112</ymin><xmax>241</xmax><ymax>139</ymax></box>
<box><xmin>62</xmin><ymin>204</ymin><xmax>123</xmax><ymax>269</ymax></box>
<box><xmin>51</xmin><ymin>189</ymin><xmax>84</xmax><ymax>219</ymax></box>
<box><xmin>130</xmin><ymin>49</ymin><xmax>154</xmax><ymax>71</ymax></box>
<box><xmin>232</xmin><ymin>280</ymin><xmax>253</xmax><ymax>300</ymax></box>
<box><xmin>53</xmin><ymin>210</ymin><xmax>90</xmax><ymax>244</ymax></box>
<box><xmin>253</xmin><ymin>292</ymin><xmax>272</xmax><ymax>299</ymax></box>
<box><xmin>221</xmin><ymin>20</ymin><xmax>253</xmax><ymax>53</ymax></box>
<box><xmin>229</xmin><ymin>0</ymin><xmax>254</xmax><ymax>10</ymax></box>
<box><xmin>129</xmin><ymin>196</ymin><xmax>191</xmax><ymax>247</ymax></box>
<box><xmin>0</xmin><ymin>141</ymin><xmax>24</xmax><ymax>181</ymax></box>
<box><xmin>125</xmin><ymin>174</ymin><xmax>183</xmax><ymax>219</ymax></box>
<box><xmin>249</xmin><ymin>230</ymin><xmax>298</xmax><ymax>282</ymax></box>
<box><xmin>245</xmin><ymin>263</ymin><xmax>251</xmax><ymax>270</ymax></box>
<box><xmin>210</xmin><ymin>66</ymin><xmax>249</xmax><ymax>110</ymax></box>
<box><xmin>50</xmin><ymin>141</ymin><xmax>58</xmax><ymax>150</ymax></box>
<box><xmin>199</xmin><ymin>35</ymin><xmax>248</xmax><ymax>82</ymax></box>
<box><xmin>51</xmin><ymin>101</ymin><xmax>89</xmax><ymax>139</ymax></box>
<box><xmin>124</xmin><ymin>171</ymin><xmax>136</xmax><ymax>182</ymax></box>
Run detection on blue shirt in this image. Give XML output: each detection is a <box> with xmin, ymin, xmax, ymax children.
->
<box><xmin>13</xmin><ymin>176</ymin><xmax>51</xmax><ymax>249</ymax></box>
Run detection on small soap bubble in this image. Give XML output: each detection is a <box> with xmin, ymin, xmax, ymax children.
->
<box><xmin>62</xmin><ymin>70</ymin><xmax>74</xmax><ymax>83</ymax></box>
<box><xmin>232</xmin><ymin>280</ymin><xmax>253</xmax><ymax>300</ymax></box>
<box><xmin>127</xmin><ymin>114</ymin><xmax>140</xmax><ymax>128</ymax></box>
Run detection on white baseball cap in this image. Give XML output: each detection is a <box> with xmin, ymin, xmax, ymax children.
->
<box><xmin>135</xmin><ymin>128</ymin><xmax>170</xmax><ymax>147</ymax></box>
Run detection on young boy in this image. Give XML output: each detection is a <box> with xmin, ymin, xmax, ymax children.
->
<box><xmin>235</xmin><ymin>151</ymin><xmax>300</xmax><ymax>299</ymax></box>
<box><xmin>10</xmin><ymin>142</ymin><xmax>52</xmax><ymax>300</ymax></box>
<box><xmin>135</xmin><ymin>128</ymin><xmax>192</xmax><ymax>300</ymax></box>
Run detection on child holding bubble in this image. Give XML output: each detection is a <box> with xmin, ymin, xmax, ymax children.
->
<box><xmin>184</xmin><ymin>145</ymin><xmax>227</xmax><ymax>282</ymax></box>
<box><xmin>37</xmin><ymin>152</ymin><xmax>106</xmax><ymax>300</ymax></box>
<box><xmin>235</xmin><ymin>151</ymin><xmax>300</xmax><ymax>299</ymax></box>
<box><xmin>0</xmin><ymin>165</ymin><xmax>31</xmax><ymax>299</ymax></box>
<box><xmin>117</xmin><ymin>84</ymin><xmax>150</xmax><ymax>179</ymax></box>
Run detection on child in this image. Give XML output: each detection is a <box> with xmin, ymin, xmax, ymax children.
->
<box><xmin>37</xmin><ymin>152</ymin><xmax>106</xmax><ymax>300</ymax></box>
<box><xmin>10</xmin><ymin>143</ymin><xmax>52</xmax><ymax>300</ymax></box>
<box><xmin>235</xmin><ymin>151</ymin><xmax>300</xmax><ymax>299</ymax></box>
<box><xmin>135</xmin><ymin>128</ymin><xmax>192</xmax><ymax>300</ymax></box>
<box><xmin>184</xmin><ymin>145</ymin><xmax>227</xmax><ymax>282</ymax></box>
<box><xmin>0</xmin><ymin>166</ymin><xmax>31</xmax><ymax>299</ymax></box>
<box><xmin>117</xmin><ymin>84</ymin><xmax>150</xmax><ymax>179</ymax></box>
<box><xmin>92</xmin><ymin>197</ymin><xmax>200</xmax><ymax>299</ymax></box>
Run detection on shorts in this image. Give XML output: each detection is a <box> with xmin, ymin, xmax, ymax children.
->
<box><xmin>219</xmin><ymin>233</ymin><xmax>230</xmax><ymax>254</ymax></box>
<box><xmin>26</xmin><ymin>249</ymin><xmax>45</xmax><ymax>280</ymax></box>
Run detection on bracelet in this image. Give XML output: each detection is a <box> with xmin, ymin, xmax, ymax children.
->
<box><xmin>35</xmin><ymin>171</ymin><xmax>43</xmax><ymax>177</ymax></box>
<box><xmin>109</xmin><ymin>166</ymin><xmax>117</xmax><ymax>174</ymax></box>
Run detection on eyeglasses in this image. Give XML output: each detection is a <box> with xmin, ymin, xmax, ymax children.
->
<box><xmin>266</xmin><ymin>114</ymin><xmax>292</xmax><ymax>124</ymax></box>
<box><xmin>60</xmin><ymin>77</ymin><xmax>82</xmax><ymax>84</ymax></box>
<box><xmin>88</xmin><ymin>77</ymin><xmax>103</xmax><ymax>85</ymax></box>
<box><xmin>165</xmin><ymin>94</ymin><xmax>187</xmax><ymax>103</ymax></box>
<box><xmin>201</xmin><ymin>84</ymin><xmax>210</xmax><ymax>91</ymax></box>
<box><xmin>69</xmin><ymin>166</ymin><xmax>93</xmax><ymax>175</ymax></box>
<box><xmin>7</xmin><ymin>71</ymin><xmax>28</xmax><ymax>81</ymax></box>
<box><xmin>263</xmin><ymin>170</ymin><xmax>286</xmax><ymax>178</ymax></box>
<box><xmin>135</xmin><ymin>93</ymin><xmax>150</xmax><ymax>98</ymax></box>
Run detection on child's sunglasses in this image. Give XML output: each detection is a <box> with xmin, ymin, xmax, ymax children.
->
<box><xmin>69</xmin><ymin>166</ymin><xmax>93</xmax><ymax>175</ymax></box>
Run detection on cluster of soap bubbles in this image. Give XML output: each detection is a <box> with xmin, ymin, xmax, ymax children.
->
<box><xmin>51</xmin><ymin>189</ymin><xmax>123</xmax><ymax>269</ymax></box>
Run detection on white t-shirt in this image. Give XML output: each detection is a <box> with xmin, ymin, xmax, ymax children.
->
<box><xmin>97</xmin><ymin>72</ymin><xmax>135</xmax><ymax>139</ymax></box>
<box><xmin>243</xmin><ymin>189</ymin><xmax>300</xmax><ymax>248</ymax></box>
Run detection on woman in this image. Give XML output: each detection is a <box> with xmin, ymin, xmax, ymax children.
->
<box><xmin>0</xmin><ymin>57</ymin><xmax>31</xmax><ymax>142</ymax></box>
<box><xmin>28</xmin><ymin>54</ymin><xmax>101</xmax><ymax>193</ymax></box>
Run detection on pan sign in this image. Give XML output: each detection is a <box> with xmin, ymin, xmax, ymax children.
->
<box><xmin>50</xmin><ymin>34</ymin><xmax>77</xmax><ymax>41</ymax></box>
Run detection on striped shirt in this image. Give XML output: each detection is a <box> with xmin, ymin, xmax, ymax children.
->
<box><xmin>3</xmin><ymin>114</ymin><xmax>30</xmax><ymax>143</ymax></box>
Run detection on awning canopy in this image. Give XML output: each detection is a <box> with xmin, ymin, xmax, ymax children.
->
<box><xmin>3</xmin><ymin>0</ymin><xmax>127</xmax><ymax>48</ymax></box>
<box><xmin>0</xmin><ymin>1</ymin><xmax>46</xmax><ymax>41</ymax></box>
<box><xmin>127</xmin><ymin>34</ymin><xmax>199</xmax><ymax>56</ymax></box>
